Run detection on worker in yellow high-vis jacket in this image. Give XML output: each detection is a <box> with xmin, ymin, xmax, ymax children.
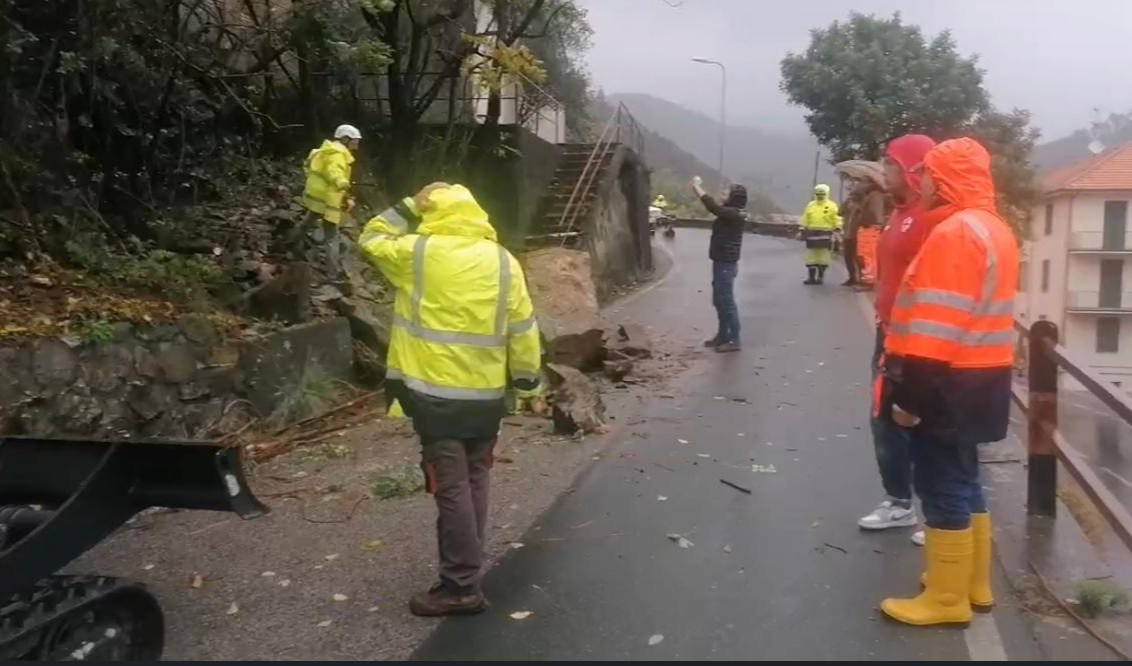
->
<box><xmin>801</xmin><ymin>183</ymin><xmax>842</xmax><ymax>285</ymax></box>
<box><xmin>299</xmin><ymin>124</ymin><xmax>361</xmax><ymax>279</ymax></box>
<box><xmin>358</xmin><ymin>183</ymin><xmax>542</xmax><ymax>617</ymax></box>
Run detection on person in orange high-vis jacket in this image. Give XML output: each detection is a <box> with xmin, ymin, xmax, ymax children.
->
<box><xmin>878</xmin><ymin>137</ymin><xmax>1018</xmax><ymax>627</ymax></box>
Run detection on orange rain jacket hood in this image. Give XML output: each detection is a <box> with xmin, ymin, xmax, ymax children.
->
<box><xmin>884</xmin><ymin>137</ymin><xmax>1017</xmax><ymax>444</ymax></box>
<box><xmin>922</xmin><ymin>137</ymin><xmax>998</xmax><ymax>216</ymax></box>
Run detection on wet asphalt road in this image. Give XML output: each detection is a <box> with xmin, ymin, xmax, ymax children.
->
<box><xmin>415</xmin><ymin>231</ymin><xmax>1043</xmax><ymax>660</ymax></box>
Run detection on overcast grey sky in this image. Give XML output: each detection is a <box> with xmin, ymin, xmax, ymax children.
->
<box><xmin>576</xmin><ymin>0</ymin><xmax>1132</xmax><ymax>141</ymax></box>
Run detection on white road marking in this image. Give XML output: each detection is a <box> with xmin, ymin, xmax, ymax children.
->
<box><xmin>853</xmin><ymin>287</ymin><xmax>1010</xmax><ymax>660</ymax></box>
<box><xmin>965</xmin><ymin>613</ymin><xmax>1007</xmax><ymax>661</ymax></box>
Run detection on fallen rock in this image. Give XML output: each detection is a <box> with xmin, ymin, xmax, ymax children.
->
<box><xmin>549</xmin><ymin>329</ymin><xmax>606</xmax><ymax>371</ymax></box>
<box><xmin>612</xmin><ymin>323</ymin><xmax>652</xmax><ymax>359</ymax></box>
<box><xmin>242</xmin><ymin>261</ymin><xmax>312</xmax><ymax>324</ymax></box>
<box><xmin>603</xmin><ymin>358</ymin><xmax>634</xmax><ymax>382</ymax></box>
<box><xmin>545</xmin><ymin>363</ymin><xmax>606</xmax><ymax>435</ymax></box>
<box><xmin>335</xmin><ymin>251</ymin><xmax>394</xmax><ymax>384</ymax></box>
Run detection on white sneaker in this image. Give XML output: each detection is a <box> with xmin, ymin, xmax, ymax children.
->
<box><xmin>857</xmin><ymin>500</ymin><xmax>918</xmax><ymax>530</ymax></box>
<box><xmin>910</xmin><ymin>529</ymin><xmax>925</xmax><ymax>546</ymax></box>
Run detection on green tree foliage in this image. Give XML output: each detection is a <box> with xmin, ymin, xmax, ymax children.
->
<box><xmin>516</xmin><ymin>1</ymin><xmax>593</xmax><ymax>140</ymax></box>
<box><xmin>781</xmin><ymin>12</ymin><xmax>1040</xmax><ymax>235</ymax></box>
<box><xmin>0</xmin><ymin>0</ymin><xmax>594</xmax><ymax>262</ymax></box>
<box><xmin>965</xmin><ymin>108</ymin><xmax>1041</xmax><ymax>238</ymax></box>
<box><xmin>0</xmin><ymin>0</ymin><xmax>302</xmax><ymax>254</ymax></box>
<box><xmin>781</xmin><ymin>12</ymin><xmax>988</xmax><ymax>162</ymax></box>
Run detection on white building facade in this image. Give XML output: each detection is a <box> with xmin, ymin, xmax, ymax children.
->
<box><xmin>1019</xmin><ymin>144</ymin><xmax>1132</xmax><ymax>390</ymax></box>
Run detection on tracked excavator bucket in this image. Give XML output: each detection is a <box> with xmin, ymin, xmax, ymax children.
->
<box><xmin>0</xmin><ymin>436</ymin><xmax>267</xmax><ymax>660</ymax></box>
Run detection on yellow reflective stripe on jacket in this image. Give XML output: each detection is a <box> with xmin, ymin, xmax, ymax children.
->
<box><xmin>392</xmin><ymin>314</ymin><xmax>505</xmax><ymax>346</ymax></box>
<box><xmin>509</xmin><ymin>317</ymin><xmax>537</xmax><ymax>335</ymax></box>
<box><xmin>386</xmin><ymin>368</ymin><xmax>506</xmax><ymax>400</ymax></box>
<box><xmin>360</xmin><ymin>184</ymin><xmax>542</xmax><ymax>403</ymax></box>
<box><xmin>399</xmin><ymin>238</ymin><xmax>514</xmax><ymax>347</ymax></box>
<box><xmin>494</xmin><ymin>245</ymin><xmax>511</xmax><ymax>339</ymax></box>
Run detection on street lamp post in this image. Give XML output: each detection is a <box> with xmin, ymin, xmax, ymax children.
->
<box><xmin>692</xmin><ymin>57</ymin><xmax>727</xmax><ymax>184</ymax></box>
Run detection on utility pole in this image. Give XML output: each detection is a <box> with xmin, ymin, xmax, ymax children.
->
<box><xmin>811</xmin><ymin>148</ymin><xmax>821</xmax><ymax>190</ymax></box>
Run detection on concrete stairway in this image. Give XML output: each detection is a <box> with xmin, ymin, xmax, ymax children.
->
<box><xmin>530</xmin><ymin>143</ymin><xmax>618</xmax><ymax>244</ymax></box>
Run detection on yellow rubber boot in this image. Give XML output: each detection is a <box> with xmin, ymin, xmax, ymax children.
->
<box><xmin>918</xmin><ymin>514</ymin><xmax>994</xmax><ymax>610</ymax></box>
<box><xmin>882</xmin><ymin>528</ymin><xmax>973</xmax><ymax>626</ymax></box>
<box><xmin>970</xmin><ymin>512</ymin><xmax>995</xmax><ymax>612</ymax></box>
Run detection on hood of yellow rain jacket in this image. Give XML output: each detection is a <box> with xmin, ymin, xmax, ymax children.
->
<box><xmin>315</xmin><ymin>139</ymin><xmax>355</xmax><ymax>165</ymax></box>
<box><xmin>416</xmin><ymin>184</ymin><xmax>498</xmax><ymax>242</ymax></box>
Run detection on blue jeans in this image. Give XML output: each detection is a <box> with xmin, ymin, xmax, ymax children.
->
<box><xmin>871</xmin><ymin>327</ymin><xmax>913</xmax><ymax>503</ymax></box>
<box><xmin>712</xmin><ymin>261</ymin><xmax>740</xmax><ymax>343</ymax></box>
<box><xmin>908</xmin><ymin>429</ymin><xmax>987</xmax><ymax>530</ymax></box>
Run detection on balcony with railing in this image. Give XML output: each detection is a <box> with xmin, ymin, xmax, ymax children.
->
<box><xmin>1066</xmin><ymin>290</ymin><xmax>1132</xmax><ymax>312</ymax></box>
<box><xmin>1068</xmin><ymin>230</ymin><xmax>1132</xmax><ymax>253</ymax></box>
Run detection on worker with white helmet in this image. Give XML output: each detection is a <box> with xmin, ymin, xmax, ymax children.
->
<box><xmin>297</xmin><ymin>123</ymin><xmax>363</xmax><ymax>279</ymax></box>
<box><xmin>800</xmin><ymin>183</ymin><xmax>842</xmax><ymax>285</ymax></box>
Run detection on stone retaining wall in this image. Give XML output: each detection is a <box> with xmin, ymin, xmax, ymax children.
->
<box><xmin>0</xmin><ymin>316</ymin><xmax>354</xmax><ymax>440</ymax></box>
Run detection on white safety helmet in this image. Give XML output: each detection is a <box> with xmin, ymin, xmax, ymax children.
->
<box><xmin>334</xmin><ymin>124</ymin><xmax>362</xmax><ymax>141</ymax></box>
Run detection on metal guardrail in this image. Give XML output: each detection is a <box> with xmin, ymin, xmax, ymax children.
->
<box><xmin>1015</xmin><ymin>319</ymin><xmax>1132</xmax><ymax>552</ymax></box>
<box><xmin>556</xmin><ymin>102</ymin><xmax>644</xmax><ymax>244</ymax></box>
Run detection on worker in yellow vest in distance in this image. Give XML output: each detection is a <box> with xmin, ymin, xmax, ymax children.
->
<box><xmin>801</xmin><ymin>183</ymin><xmax>842</xmax><ymax>285</ymax></box>
<box><xmin>299</xmin><ymin>124</ymin><xmax>361</xmax><ymax>280</ymax></box>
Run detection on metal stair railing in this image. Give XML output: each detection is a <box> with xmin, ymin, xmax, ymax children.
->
<box><xmin>556</xmin><ymin>102</ymin><xmax>644</xmax><ymax>246</ymax></box>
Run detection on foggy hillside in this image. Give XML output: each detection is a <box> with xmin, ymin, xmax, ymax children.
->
<box><xmin>1033</xmin><ymin>111</ymin><xmax>1132</xmax><ymax>172</ymax></box>
<box><xmin>609</xmin><ymin>93</ymin><xmax>837</xmax><ymax>211</ymax></box>
<box><xmin>591</xmin><ymin>97</ymin><xmax>782</xmax><ymax>219</ymax></box>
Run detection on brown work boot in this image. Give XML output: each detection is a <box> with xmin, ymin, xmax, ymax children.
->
<box><xmin>409</xmin><ymin>583</ymin><xmax>488</xmax><ymax>617</ymax></box>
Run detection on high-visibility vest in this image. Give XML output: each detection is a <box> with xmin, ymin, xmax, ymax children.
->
<box><xmin>358</xmin><ymin>185</ymin><xmax>542</xmax><ymax>403</ymax></box>
<box><xmin>303</xmin><ymin>140</ymin><xmax>354</xmax><ymax>224</ymax></box>
<box><xmin>801</xmin><ymin>199</ymin><xmax>842</xmax><ymax>248</ymax></box>
<box><xmin>857</xmin><ymin>226</ymin><xmax>881</xmax><ymax>284</ymax></box>
<box><xmin>886</xmin><ymin>210</ymin><xmax>1018</xmax><ymax>369</ymax></box>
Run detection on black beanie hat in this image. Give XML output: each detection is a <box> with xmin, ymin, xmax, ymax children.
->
<box><xmin>727</xmin><ymin>184</ymin><xmax>748</xmax><ymax>208</ymax></box>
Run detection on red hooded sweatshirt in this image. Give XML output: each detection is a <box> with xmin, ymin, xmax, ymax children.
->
<box><xmin>875</xmin><ymin>135</ymin><xmax>940</xmax><ymax>325</ymax></box>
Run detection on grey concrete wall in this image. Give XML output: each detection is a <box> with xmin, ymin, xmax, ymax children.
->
<box><xmin>459</xmin><ymin>126</ymin><xmax>563</xmax><ymax>249</ymax></box>
<box><xmin>512</xmin><ymin>128</ymin><xmax>564</xmax><ymax>245</ymax></box>
<box><xmin>584</xmin><ymin>146</ymin><xmax>653</xmax><ymax>303</ymax></box>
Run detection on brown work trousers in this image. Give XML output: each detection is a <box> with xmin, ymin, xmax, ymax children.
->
<box><xmin>421</xmin><ymin>437</ymin><xmax>496</xmax><ymax>593</ymax></box>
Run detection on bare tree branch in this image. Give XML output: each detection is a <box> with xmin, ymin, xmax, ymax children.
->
<box><xmin>506</xmin><ymin>0</ymin><xmax>547</xmax><ymax>44</ymax></box>
<box><xmin>515</xmin><ymin>2</ymin><xmax>567</xmax><ymax>40</ymax></box>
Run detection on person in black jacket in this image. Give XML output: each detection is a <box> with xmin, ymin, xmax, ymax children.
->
<box><xmin>692</xmin><ymin>176</ymin><xmax>748</xmax><ymax>353</ymax></box>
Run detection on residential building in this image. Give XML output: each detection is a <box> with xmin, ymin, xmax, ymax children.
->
<box><xmin>1019</xmin><ymin>142</ymin><xmax>1132</xmax><ymax>390</ymax></box>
